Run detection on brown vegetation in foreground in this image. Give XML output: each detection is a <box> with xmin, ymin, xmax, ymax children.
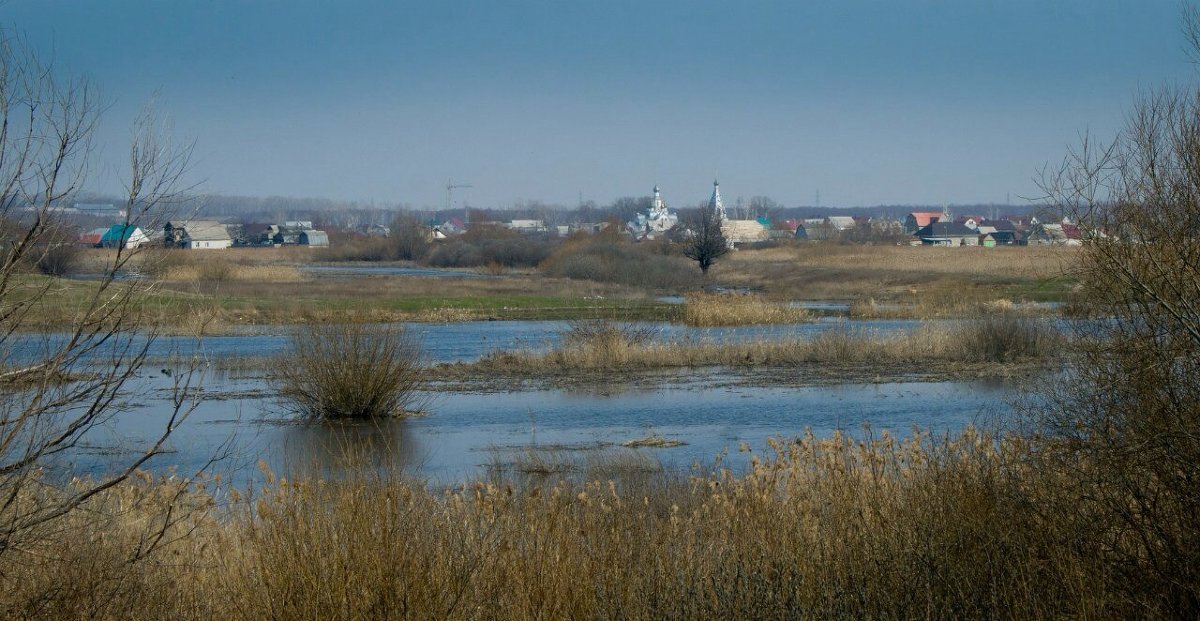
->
<box><xmin>0</xmin><ymin>427</ymin><xmax>1175</xmax><ymax>620</ymax></box>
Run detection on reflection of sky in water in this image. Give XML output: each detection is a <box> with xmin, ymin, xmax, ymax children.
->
<box><xmin>64</xmin><ymin>372</ymin><xmax>1016</xmax><ymax>488</ymax></box>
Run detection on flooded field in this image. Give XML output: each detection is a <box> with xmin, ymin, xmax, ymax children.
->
<box><xmin>20</xmin><ymin>317</ymin><xmax>1035</xmax><ymax>486</ymax></box>
<box><xmin>63</xmin><ymin>368</ymin><xmax>1016</xmax><ymax>487</ymax></box>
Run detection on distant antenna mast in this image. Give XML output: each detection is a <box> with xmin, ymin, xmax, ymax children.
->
<box><xmin>816</xmin><ymin>189</ymin><xmax>821</xmax><ymax>208</ymax></box>
<box><xmin>447</xmin><ymin>179</ymin><xmax>473</xmax><ymax>224</ymax></box>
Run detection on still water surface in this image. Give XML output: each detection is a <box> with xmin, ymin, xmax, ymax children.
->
<box><xmin>21</xmin><ymin>318</ymin><xmax>1020</xmax><ymax>486</ymax></box>
<box><xmin>66</xmin><ymin>370</ymin><xmax>1013</xmax><ymax>487</ymax></box>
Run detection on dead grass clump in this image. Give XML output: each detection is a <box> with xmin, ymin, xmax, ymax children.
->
<box><xmin>0</xmin><ymin>473</ymin><xmax>220</xmax><ymax>621</ymax></box>
<box><xmin>962</xmin><ymin>313</ymin><xmax>1058</xmax><ymax>362</ymax></box>
<box><xmin>683</xmin><ymin>291</ymin><xmax>810</xmax><ymax>326</ymax></box>
<box><xmin>270</xmin><ymin>322</ymin><xmax>424</xmax><ymax>419</ymax></box>
<box><xmin>561</xmin><ymin>318</ymin><xmax>656</xmax><ymax>348</ymax></box>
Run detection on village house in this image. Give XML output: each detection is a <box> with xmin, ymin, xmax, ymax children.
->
<box><xmin>980</xmin><ymin>230</ymin><xmax>1023</xmax><ymax>247</ymax></box>
<box><xmin>77</xmin><ymin>227</ymin><xmax>109</xmax><ymax>247</ymax></box>
<box><xmin>99</xmin><ymin>224</ymin><xmax>151</xmax><ymax>249</ymax></box>
<box><xmin>164</xmin><ymin>220</ymin><xmax>233</xmax><ymax>249</ymax></box>
<box><xmin>1026</xmin><ymin>222</ymin><xmax>1083</xmax><ymax>246</ymax></box>
<box><xmin>826</xmin><ymin>216</ymin><xmax>857</xmax><ymax>231</ymax></box>
<box><xmin>905</xmin><ymin>211</ymin><xmax>944</xmax><ymax>234</ymax></box>
<box><xmin>914</xmin><ymin>221</ymin><xmax>980</xmax><ymax>246</ymax></box>
<box><xmin>266</xmin><ymin>221</ymin><xmax>331</xmax><ymax>246</ymax></box>
<box><xmin>298</xmin><ymin>230</ymin><xmax>329</xmax><ymax>247</ymax></box>
<box><xmin>507</xmin><ymin>219</ymin><xmax>547</xmax><ymax>234</ymax></box>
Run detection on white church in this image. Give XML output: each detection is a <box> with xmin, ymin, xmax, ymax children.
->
<box><xmin>627</xmin><ymin>185</ymin><xmax>678</xmax><ymax>240</ymax></box>
<box><xmin>627</xmin><ymin>180</ymin><xmax>769</xmax><ymax>246</ymax></box>
<box><xmin>707</xmin><ymin>180</ymin><xmax>770</xmax><ymax>247</ymax></box>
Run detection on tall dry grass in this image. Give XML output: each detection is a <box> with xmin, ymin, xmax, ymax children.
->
<box><xmin>683</xmin><ymin>291</ymin><xmax>811</xmax><ymax>326</ymax></box>
<box><xmin>465</xmin><ymin>314</ymin><xmax>1059</xmax><ymax>375</ymax></box>
<box><xmin>161</xmin><ymin>262</ymin><xmax>305</xmax><ymax>284</ymax></box>
<box><xmin>0</xmin><ymin>426</ymin><xmax>1154</xmax><ymax>619</ymax></box>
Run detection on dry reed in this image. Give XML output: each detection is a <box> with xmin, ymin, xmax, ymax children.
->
<box><xmin>0</xmin><ymin>426</ymin><xmax>1153</xmax><ymax>619</ymax></box>
<box><xmin>161</xmin><ymin>263</ymin><xmax>305</xmax><ymax>283</ymax></box>
<box><xmin>683</xmin><ymin>291</ymin><xmax>811</xmax><ymax>326</ymax></box>
<box><xmin>464</xmin><ymin>316</ymin><xmax>1058</xmax><ymax>375</ymax></box>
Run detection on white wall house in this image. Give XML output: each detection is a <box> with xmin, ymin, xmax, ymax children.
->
<box><xmin>165</xmin><ymin>220</ymin><xmax>233</xmax><ymax>249</ymax></box>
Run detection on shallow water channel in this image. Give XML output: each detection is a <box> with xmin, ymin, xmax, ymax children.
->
<box><xmin>47</xmin><ymin>318</ymin><xmax>1021</xmax><ymax>487</ymax></box>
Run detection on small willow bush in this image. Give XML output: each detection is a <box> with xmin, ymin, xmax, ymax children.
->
<box><xmin>271</xmin><ymin>322</ymin><xmax>424</xmax><ymax>419</ymax></box>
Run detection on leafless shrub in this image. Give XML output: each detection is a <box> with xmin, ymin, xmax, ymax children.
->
<box><xmin>560</xmin><ymin>318</ymin><xmax>657</xmax><ymax>348</ymax></box>
<box><xmin>32</xmin><ymin>241</ymin><xmax>81</xmax><ymax>276</ymax></box>
<box><xmin>0</xmin><ymin>27</ymin><xmax>201</xmax><ymax>572</ymax></box>
<box><xmin>271</xmin><ymin>322</ymin><xmax>425</xmax><ymax>419</ymax></box>
<box><xmin>1029</xmin><ymin>13</ymin><xmax>1200</xmax><ymax>612</ymax></box>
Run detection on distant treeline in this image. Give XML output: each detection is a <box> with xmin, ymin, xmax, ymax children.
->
<box><xmin>73</xmin><ymin>190</ymin><xmax>1038</xmax><ymax>232</ymax></box>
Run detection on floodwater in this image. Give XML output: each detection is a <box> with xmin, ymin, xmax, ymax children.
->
<box><xmin>20</xmin><ymin>317</ymin><xmax>1027</xmax><ymax>487</ymax></box>
<box><xmin>11</xmin><ymin>318</ymin><xmax>940</xmax><ymax>367</ymax></box>
<box><xmin>62</xmin><ymin>369</ymin><xmax>1016</xmax><ymax>487</ymax></box>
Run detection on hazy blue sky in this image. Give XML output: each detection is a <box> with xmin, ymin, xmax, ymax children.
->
<box><xmin>5</xmin><ymin>1</ymin><xmax>1194</xmax><ymax>208</ymax></box>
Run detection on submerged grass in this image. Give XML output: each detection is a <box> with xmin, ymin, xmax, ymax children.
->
<box><xmin>0</xmin><ymin>426</ymin><xmax>1164</xmax><ymax>619</ymax></box>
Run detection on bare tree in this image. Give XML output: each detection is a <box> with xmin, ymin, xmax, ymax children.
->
<box><xmin>0</xmin><ymin>31</ymin><xmax>200</xmax><ymax>559</ymax></box>
<box><xmin>1033</xmin><ymin>18</ymin><xmax>1200</xmax><ymax>613</ymax></box>
<box><xmin>748</xmin><ymin>195</ymin><xmax>780</xmax><ymax>221</ymax></box>
<box><xmin>391</xmin><ymin>211</ymin><xmax>431</xmax><ymax>261</ymax></box>
<box><xmin>676</xmin><ymin>206</ymin><xmax>729</xmax><ymax>275</ymax></box>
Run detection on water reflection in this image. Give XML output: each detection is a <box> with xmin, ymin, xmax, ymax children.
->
<box><xmin>270</xmin><ymin>417</ymin><xmax>424</xmax><ymax>479</ymax></box>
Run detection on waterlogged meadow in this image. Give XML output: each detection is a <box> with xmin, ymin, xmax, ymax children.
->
<box><xmin>7</xmin><ymin>265</ymin><xmax>1195</xmax><ymax>618</ymax></box>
